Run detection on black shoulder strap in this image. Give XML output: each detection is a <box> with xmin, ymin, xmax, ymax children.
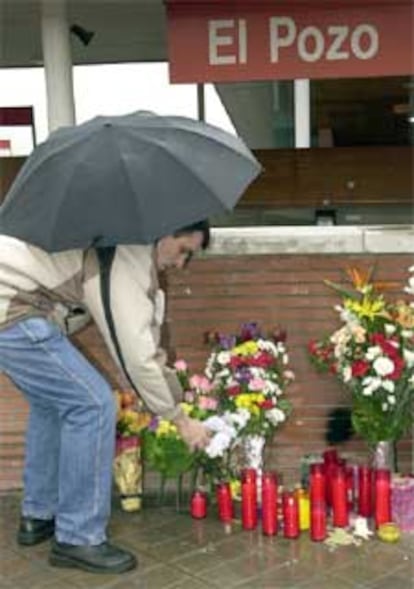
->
<box><xmin>96</xmin><ymin>247</ymin><xmax>138</xmax><ymax>394</ymax></box>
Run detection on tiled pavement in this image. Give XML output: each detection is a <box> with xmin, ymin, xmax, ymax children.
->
<box><xmin>0</xmin><ymin>492</ymin><xmax>413</xmax><ymax>589</ymax></box>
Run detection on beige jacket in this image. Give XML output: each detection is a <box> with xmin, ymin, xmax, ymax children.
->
<box><xmin>0</xmin><ymin>235</ymin><xmax>183</xmax><ymax>419</ymax></box>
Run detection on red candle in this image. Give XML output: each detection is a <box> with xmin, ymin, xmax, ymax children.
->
<box><xmin>331</xmin><ymin>465</ymin><xmax>349</xmax><ymax>527</ymax></box>
<box><xmin>374</xmin><ymin>469</ymin><xmax>391</xmax><ymax>528</ymax></box>
<box><xmin>282</xmin><ymin>491</ymin><xmax>299</xmax><ymax>539</ymax></box>
<box><xmin>310</xmin><ymin>500</ymin><xmax>327</xmax><ymax>541</ymax></box>
<box><xmin>345</xmin><ymin>466</ymin><xmax>355</xmax><ymax>512</ymax></box>
<box><xmin>261</xmin><ymin>472</ymin><xmax>278</xmax><ymax>536</ymax></box>
<box><xmin>190</xmin><ymin>490</ymin><xmax>207</xmax><ymax>519</ymax></box>
<box><xmin>241</xmin><ymin>468</ymin><xmax>258</xmax><ymax>530</ymax></box>
<box><xmin>323</xmin><ymin>449</ymin><xmax>338</xmax><ymax>507</ymax></box>
<box><xmin>310</xmin><ymin>463</ymin><xmax>326</xmax><ymax>504</ymax></box>
<box><xmin>358</xmin><ymin>465</ymin><xmax>373</xmax><ymax>517</ymax></box>
<box><xmin>216</xmin><ymin>482</ymin><xmax>233</xmax><ymax>523</ymax></box>
<box><xmin>323</xmin><ymin>448</ymin><xmax>338</xmax><ymax>465</ymax></box>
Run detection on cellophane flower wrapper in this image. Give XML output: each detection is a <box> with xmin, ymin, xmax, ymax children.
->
<box><xmin>113</xmin><ymin>435</ymin><xmax>143</xmax><ymax>512</ymax></box>
<box><xmin>113</xmin><ymin>389</ymin><xmax>152</xmax><ymax>511</ymax></box>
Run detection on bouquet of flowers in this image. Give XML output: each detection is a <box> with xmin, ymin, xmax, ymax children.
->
<box><xmin>204</xmin><ymin>322</ymin><xmax>294</xmax><ymax>439</ymax></box>
<box><xmin>308</xmin><ymin>266</ymin><xmax>414</xmax><ymax>450</ymax></box>
<box><xmin>141</xmin><ymin>322</ymin><xmax>294</xmax><ymax>500</ymax></box>
<box><xmin>113</xmin><ymin>389</ymin><xmax>151</xmax><ymax>511</ymax></box>
<box><xmin>141</xmin><ymin>366</ymin><xmax>243</xmax><ymax>490</ymax></box>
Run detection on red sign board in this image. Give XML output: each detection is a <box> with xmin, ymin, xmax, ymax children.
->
<box><xmin>0</xmin><ymin>107</ymin><xmax>33</xmax><ymax>126</ymax></box>
<box><xmin>166</xmin><ymin>1</ymin><xmax>414</xmax><ymax>83</ymax></box>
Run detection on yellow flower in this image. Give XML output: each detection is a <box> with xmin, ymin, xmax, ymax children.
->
<box><xmin>234</xmin><ymin>393</ymin><xmax>265</xmax><ymax>415</ymax></box>
<box><xmin>179</xmin><ymin>402</ymin><xmax>193</xmax><ymax>415</ymax></box>
<box><xmin>229</xmin><ymin>479</ymin><xmax>241</xmax><ymax>499</ymax></box>
<box><xmin>394</xmin><ymin>300</ymin><xmax>414</xmax><ymax>329</ymax></box>
<box><xmin>232</xmin><ymin>341</ymin><xmax>259</xmax><ymax>356</ymax></box>
<box><xmin>345</xmin><ymin>296</ymin><xmax>386</xmax><ymax>320</ymax></box>
<box><xmin>155</xmin><ymin>420</ymin><xmax>177</xmax><ymax>437</ymax></box>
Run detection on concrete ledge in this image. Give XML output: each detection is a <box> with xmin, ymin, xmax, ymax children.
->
<box><xmin>207</xmin><ymin>225</ymin><xmax>414</xmax><ymax>255</ymax></box>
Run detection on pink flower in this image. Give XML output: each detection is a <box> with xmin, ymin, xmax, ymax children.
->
<box><xmin>248</xmin><ymin>377</ymin><xmax>266</xmax><ymax>391</ymax></box>
<box><xmin>174</xmin><ymin>359</ymin><xmax>188</xmax><ymax>372</ymax></box>
<box><xmin>189</xmin><ymin>374</ymin><xmax>213</xmax><ymax>393</ymax></box>
<box><xmin>184</xmin><ymin>390</ymin><xmax>195</xmax><ymax>403</ymax></box>
<box><xmin>198</xmin><ymin>396</ymin><xmax>218</xmax><ymax>411</ymax></box>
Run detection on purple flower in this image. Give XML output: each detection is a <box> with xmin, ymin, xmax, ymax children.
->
<box><xmin>240</xmin><ymin>322</ymin><xmax>261</xmax><ymax>342</ymax></box>
<box><xmin>218</xmin><ymin>334</ymin><xmax>237</xmax><ymax>350</ymax></box>
<box><xmin>236</xmin><ymin>367</ymin><xmax>252</xmax><ymax>384</ymax></box>
<box><xmin>148</xmin><ymin>417</ymin><xmax>159</xmax><ymax>432</ymax></box>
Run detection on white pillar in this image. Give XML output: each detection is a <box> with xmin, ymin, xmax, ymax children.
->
<box><xmin>294</xmin><ymin>79</ymin><xmax>310</xmax><ymax>148</ymax></box>
<box><xmin>41</xmin><ymin>0</ymin><xmax>76</xmax><ymax>134</ymax></box>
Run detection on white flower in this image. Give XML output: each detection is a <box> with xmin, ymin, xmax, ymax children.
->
<box><xmin>362</xmin><ymin>376</ymin><xmax>382</xmax><ymax>395</ymax></box>
<box><xmin>283</xmin><ymin>370</ymin><xmax>295</xmax><ymax>381</ymax></box>
<box><xmin>382</xmin><ymin>402</ymin><xmax>389</xmax><ymax>411</ymax></box>
<box><xmin>403</xmin><ymin>348</ymin><xmax>414</xmax><ymax>368</ymax></box>
<box><xmin>205</xmin><ymin>431</ymin><xmax>234</xmax><ymax>458</ymax></box>
<box><xmin>257</xmin><ymin>339</ymin><xmax>278</xmax><ymax>355</ymax></box>
<box><xmin>217</xmin><ymin>351</ymin><xmax>231</xmax><ymax>366</ymax></box>
<box><xmin>404</xmin><ymin>272</ymin><xmax>414</xmax><ymax>295</ymax></box>
<box><xmin>387</xmin><ymin>395</ymin><xmax>396</xmax><ymax>405</ymax></box>
<box><xmin>382</xmin><ymin>380</ymin><xmax>395</xmax><ymax>393</ymax></box>
<box><xmin>402</xmin><ymin>330</ymin><xmax>414</xmax><ymax>339</ymax></box>
<box><xmin>373</xmin><ymin>356</ymin><xmax>395</xmax><ymax>377</ymax></box>
<box><xmin>343</xmin><ymin>365</ymin><xmax>352</xmax><ymax>383</ymax></box>
<box><xmin>203</xmin><ymin>415</ymin><xmax>237</xmax><ymax>458</ymax></box>
<box><xmin>214</xmin><ymin>368</ymin><xmax>231</xmax><ymax>380</ymax></box>
<box><xmin>225</xmin><ymin>408</ymin><xmax>250</xmax><ymax>430</ymax></box>
<box><xmin>384</xmin><ymin>324</ymin><xmax>397</xmax><ymax>335</ymax></box>
<box><xmin>265</xmin><ymin>407</ymin><xmax>286</xmax><ymax>426</ymax></box>
<box><xmin>365</xmin><ymin>346</ymin><xmax>382</xmax><ymax>361</ymax></box>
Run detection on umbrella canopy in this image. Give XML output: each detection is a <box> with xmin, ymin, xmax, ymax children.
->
<box><xmin>0</xmin><ymin>111</ymin><xmax>261</xmax><ymax>251</ymax></box>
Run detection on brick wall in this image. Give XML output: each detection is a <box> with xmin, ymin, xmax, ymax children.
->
<box><xmin>166</xmin><ymin>252</ymin><xmax>413</xmax><ymax>485</ymax></box>
<box><xmin>0</xmin><ymin>252</ymin><xmax>412</xmax><ymax>490</ymax></box>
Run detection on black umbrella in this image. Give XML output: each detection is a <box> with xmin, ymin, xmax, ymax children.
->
<box><xmin>0</xmin><ymin>111</ymin><xmax>261</xmax><ymax>251</ymax></box>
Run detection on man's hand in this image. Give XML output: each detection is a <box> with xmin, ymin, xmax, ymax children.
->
<box><xmin>174</xmin><ymin>414</ymin><xmax>211</xmax><ymax>452</ymax></box>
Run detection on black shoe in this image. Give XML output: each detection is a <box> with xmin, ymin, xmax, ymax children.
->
<box><xmin>49</xmin><ymin>539</ymin><xmax>137</xmax><ymax>574</ymax></box>
<box><xmin>17</xmin><ymin>516</ymin><xmax>55</xmax><ymax>546</ymax></box>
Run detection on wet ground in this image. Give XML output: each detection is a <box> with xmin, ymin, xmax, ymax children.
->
<box><xmin>0</xmin><ymin>492</ymin><xmax>413</xmax><ymax>589</ymax></box>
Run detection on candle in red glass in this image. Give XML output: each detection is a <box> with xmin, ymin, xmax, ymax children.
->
<box><xmin>345</xmin><ymin>466</ymin><xmax>355</xmax><ymax>512</ymax></box>
<box><xmin>216</xmin><ymin>482</ymin><xmax>233</xmax><ymax>523</ymax></box>
<box><xmin>323</xmin><ymin>448</ymin><xmax>338</xmax><ymax>465</ymax></box>
<box><xmin>310</xmin><ymin>500</ymin><xmax>327</xmax><ymax>541</ymax></box>
<box><xmin>261</xmin><ymin>472</ymin><xmax>278</xmax><ymax>536</ymax></box>
<box><xmin>331</xmin><ymin>465</ymin><xmax>349</xmax><ymax>527</ymax></box>
<box><xmin>282</xmin><ymin>491</ymin><xmax>299</xmax><ymax>539</ymax></box>
<box><xmin>358</xmin><ymin>465</ymin><xmax>373</xmax><ymax>517</ymax></box>
<box><xmin>241</xmin><ymin>468</ymin><xmax>258</xmax><ymax>530</ymax></box>
<box><xmin>374</xmin><ymin>469</ymin><xmax>391</xmax><ymax>528</ymax></box>
<box><xmin>310</xmin><ymin>463</ymin><xmax>326</xmax><ymax>504</ymax></box>
<box><xmin>323</xmin><ymin>449</ymin><xmax>338</xmax><ymax>508</ymax></box>
<box><xmin>190</xmin><ymin>490</ymin><xmax>207</xmax><ymax>519</ymax></box>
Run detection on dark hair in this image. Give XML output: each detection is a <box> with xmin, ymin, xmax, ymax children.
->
<box><xmin>174</xmin><ymin>219</ymin><xmax>210</xmax><ymax>250</ymax></box>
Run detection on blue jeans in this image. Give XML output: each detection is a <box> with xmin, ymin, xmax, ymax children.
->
<box><xmin>0</xmin><ymin>317</ymin><xmax>116</xmax><ymax>545</ymax></box>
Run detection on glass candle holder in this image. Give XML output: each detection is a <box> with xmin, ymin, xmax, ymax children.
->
<box><xmin>358</xmin><ymin>465</ymin><xmax>373</xmax><ymax>518</ymax></box>
<box><xmin>242</xmin><ymin>468</ymin><xmax>258</xmax><ymax>530</ymax></box>
<box><xmin>374</xmin><ymin>468</ymin><xmax>391</xmax><ymax>528</ymax></box>
<box><xmin>262</xmin><ymin>471</ymin><xmax>278</xmax><ymax>536</ymax></box>
<box><xmin>331</xmin><ymin>465</ymin><xmax>349</xmax><ymax>527</ymax></box>
<box><xmin>282</xmin><ymin>491</ymin><xmax>299</xmax><ymax>539</ymax></box>
<box><xmin>216</xmin><ymin>482</ymin><xmax>233</xmax><ymax>523</ymax></box>
<box><xmin>190</xmin><ymin>490</ymin><xmax>207</xmax><ymax>519</ymax></box>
